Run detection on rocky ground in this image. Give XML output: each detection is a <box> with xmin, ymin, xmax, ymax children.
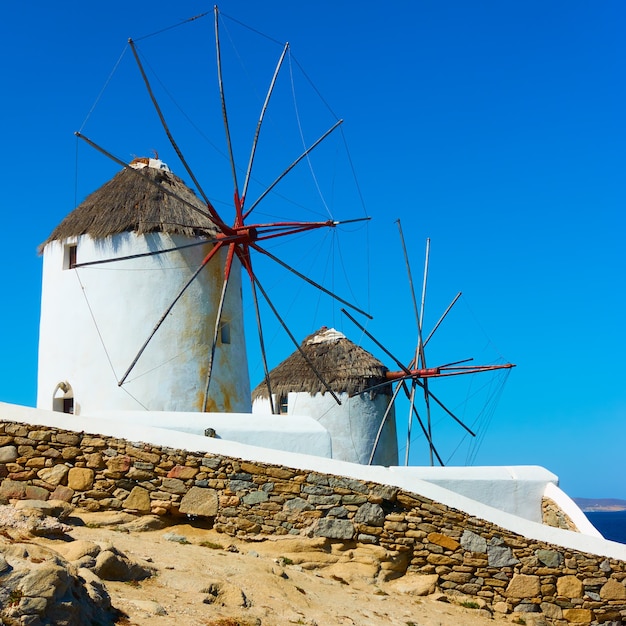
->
<box><xmin>0</xmin><ymin>502</ymin><xmax>531</xmax><ymax>626</ymax></box>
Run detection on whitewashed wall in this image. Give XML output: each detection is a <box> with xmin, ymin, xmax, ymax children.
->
<box><xmin>388</xmin><ymin>465</ymin><xmax>561</xmax><ymax>524</ymax></box>
<box><xmin>88</xmin><ymin>410</ymin><xmax>332</xmax><ymax>457</ymax></box>
<box><xmin>253</xmin><ymin>391</ymin><xmax>398</xmax><ymax>465</ymax></box>
<box><xmin>37</xmin><ymin>232</ymin><xmax>250</xmax><ymax>415</ymax></box>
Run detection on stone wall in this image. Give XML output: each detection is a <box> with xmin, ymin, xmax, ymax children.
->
<box><xmin>0</xmin><ymin>420</ymin><xmax>625</xmax><ymax>625</ymax></box>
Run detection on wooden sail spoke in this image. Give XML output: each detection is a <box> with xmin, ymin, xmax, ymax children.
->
<box><xmin>414</xmin><ymin>378</ymin><xmax>476</xmax><ymax>437</ymax></box>
<box><xmin>214</xmin><ymin>6</ymin><xmax>240</xmax><ymax>206</ymax></box>
<box><xmin>422</xmin><ymin>378</ymin><xmax>434</xmax><ymax>466</ymax></box>
<box><xmin>201</xmin><ymin>242</ymin><xmax>237</xmax><ymax>411</ymax></box>
<box><xmin>368</xmin><ymin>382</ymin><xmax>404</xmax><ymax>464</ymax></box>
<box><xmin>251</xmin><ymin>272</ymin><xmax>342</xmax><ymax>406</ymax></box>
<box><xmin>409</xmin><ymin>398</ymin><xmax>445</xmax><ymax>466</ymax></box>
<box><xmin>128</xmin><ymin>38</ymin><xmax>218</xmax><ymax>221</ymax></box>
<box><xmin>241</xmin><ymin>42</ymin><xmax>290</xmax><ymax>206</ymax></box>
<box><xmin>244</xmin><ymin>119</ymin><xmax>344</xmax><ymax>219</ymax></box>
<box><xmin>423</xmin><ymin>291</ymin><xmax>462</xmax><ymax>348</ymax></box>
<box><xmin>253</xmin><ymin>246</ymin><xmax>371</xmax><ymax>319</ymax></box>
<box><xmin>118</xmin><ymin>241</ymin><xmax>225</xmax><ymax>386</ymax></box>
<box><xmin>341</xmin><ymin>308</ymin><xmax>409</xmax><ymax>373</ymax></box>
<box><xmin>72</xmin><ymin>237</ymin><xmax>226</xmax><ymax>269</ymax></box>
<box><xmin>74</xmin><ymin>132</ymin><xmax>224</xmax><ymax>227</ymax></box>
<box><xmin>248</xmin><ymin>273</ymin><xmax>275</xmax><ymax>414</ymax></box>
<box><xmin>404</xmin><ymin>380</ymin><xmax>418</xmax><ymax>465</ymax></box>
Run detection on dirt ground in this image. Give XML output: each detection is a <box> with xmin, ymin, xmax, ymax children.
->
<box><xmin>35</xmin><ymin>513</ymin><xmax>518</xmax><ymax>626</ymax></box>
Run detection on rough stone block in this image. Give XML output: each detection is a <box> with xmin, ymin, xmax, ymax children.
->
<box><xmin>50</xmin><ymin>485</ymin><xmax>74</xmax><ymax>502</ymax></box>
<box><xmin>283</xmin><ymin>497</ymin><xmax>313</xmax><ymax>513</ymax></box>
<box><xmin>600</xmin><ymin>577</ymin><xmax>626</xmax><ymax>600</ymax></box>
<box><xmin>25</xmin><ymin>457</ymin><xmax>47</xmax><ymax>468</ymax></box>
<box><xmin>81</xmin><ymin>437</ymin><xmax>107</xmax><ymax>448</ymax></box>
<box><xmin>126</xmin><ymin>448</ymin><xmax>160</xmax><ymax>464</ymax></box>
<box><xmin>167</xmin><ymin>464</ymin><xmax>198</xmax><ymax>480</ymax></box>
<box><xmin>536</xmin><ymin>549</ymin><xmax>563</xmax><ymax>567</ymax></box>
<box><xmin>354</xmin><ymin>502</ymin><xmax>385</xmax><ymax>526</ymax></box>
<box><xmin>4</xmin><ymin>424</ymin><xmax>28</xmax><ymax>436</ymax></box>
<box><xmin>557</xmin><ymin>575</ymin><xmax>584</xmax><ymax>599</ymax></box>
<box><xmin>265</xmin><ymin>466</ymin><xmax>296</xmax><ymax>480</ymax></box>
<box><xmin>0</xmin><ymin>445</ymin><xmax>18</xmax><ymax>463</ymax></box>
<box><xmin>341</xmin><ymin>494</ymin><xmax>368</xmax><ymax>505</ymax></box>
<box><xmin>105</xmin><ymin>455</ymin><xmax>132</xmax><ymax>474</ymax></box>
<box><xmin>488</xmin><ymin>544</ymin><xmax>520</xmax><ymax>567</ymax></box>
<box><xmin>67</xmin><ymin>467</ymin><xmax>94</xmax><ymax>491</ymax></box>
<box><xmin>328</xmin><ymin>476</ymin><xmax>368</xmax><ymax>493</ymax></box>
<box><xmin>242</xmin><ymin>490</ymin><xmax>268</xmax><ymax>505</ymax></box>
<box><xmin>37</xmin><ymin>464</ymin><xmax>70</xmax><ymax>486</ymax></box>
<box><xmin>179</xmin><ymin>486</ymin><xmax>219</xmax><ymax>517</ymax></box>
<box><xmin>29</xmin><ymin>430</ymin><xmax>52</xmax><ymax>442</ymax></box>
<box><xmin>61</xmin><ymin>446</ymin><xmax>82</xmax><ymax>460</ymax></box>
<box><xmin>427</xmin><ymin>532</ymin><xmax>460</xmax><ymax>551</ymax></box>
<box><xmin>0</xmin><ymin>478</ymin><xmax>27</xmax><ymax>499</ymax></box>
<box><xmin>505</xmin><ymin>573</ymin><xmax>541</xmax><ymax>598</ymax></box>
<box><xmin>426</xmin><ymin>554</ymin><xmax>456</xmax><ymax>566</ymax></box>
<box><xmin>54</xmin><ymin>432</ymin><xmax>82</xmax><ymax>446</ymax></box>
<box><xmin>314</xmin><ymin>518</ymin><xmax>354</xmax><ymax>540</ymax></box>
<box><xmin>160</xmin><ymin>478</ymin><xmax>186</xmax><ymax>494</ymax></box>
<box><xmin>124</xmin><ymin>486</ymin><xmax>152</xmax><ymax>513</ymax></box>
<box><xmin>85</xmin><ymin>453</ymin><xmax>105</xmax><ymax>469</ymax></box>
<box><xmin>126</xmin><ymin>468</ymin><xmax>153</xmax><ymax>481</ymax></box>
<box><xmin>24</xmin><ymin>486</ymin><xmax>50</xmax><ymax>501</ymax></box>
<box><xmin>308</xmin><ymin>494</ymin><xmax>341</xmax><ymax>506</ymax></box>
<box><xmin>540</xmin><ymin>601</ymin><xmax>563</xmax><ymax>619</ymax></box>
<box><xmin>562</xmin><ymin>608</ymin><xmax>592</xmax><ymax>623</ymax></box>
<box><xmin>384</xmin><ymin>521</ymin><xmax>407</xmax><ymax>532</ymax></box>
<box><xmin>460</xmin><ymin>530</ymin><xmax>486</xmax><ymax>553</ymax></box>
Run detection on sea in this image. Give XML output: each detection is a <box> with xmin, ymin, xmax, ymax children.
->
<box><xmin>585</xmin><ymin>510</ymin><xmax>626</xmax><ymax>544</ymax></box>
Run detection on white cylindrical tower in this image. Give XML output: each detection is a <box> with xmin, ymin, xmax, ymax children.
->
<box><xmin>251</xmin><ymin>327</ymin><xmax>398</xmax><ymax>466</ymax></box>
<box><xmin>37</xmin><ymin>159</ymin><xmax>250</xmax><ymax>415</ymax></box>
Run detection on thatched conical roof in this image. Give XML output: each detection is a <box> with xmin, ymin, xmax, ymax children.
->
<box><xmin>40</xmin><ymin>159</ymin><xmax>218</xmax><ymax>250</ymax></box>
<box><xmin>252</xmin><ymin>327</ymin><xmax>391</xmax><ymax>400</ymax></box>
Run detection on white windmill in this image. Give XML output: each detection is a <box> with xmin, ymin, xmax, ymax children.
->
<box><xmin>37</xmin><ymin>8</ymin><xmax>369</xmax><ymax>420</ymax></box>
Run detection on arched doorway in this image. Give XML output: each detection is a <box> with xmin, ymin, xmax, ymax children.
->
<box><xmin>52</xmin><ymin>382</ymin><xmax>74</xmax><ymax>414</ymax></box>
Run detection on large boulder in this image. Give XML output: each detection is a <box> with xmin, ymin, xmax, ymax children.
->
<box><xmin>93</xmin><ymin>546</ymin><xmax>154</xmax><ymax>582</ymax></box>
<box><xmin>0</xmin><ymin>542</ymin><xmax>120</xmax><ymax>625</ymax></box>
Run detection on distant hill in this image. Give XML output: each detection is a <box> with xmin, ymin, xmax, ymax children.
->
<box><xmin>574</xmin><ymin>498</ymin><xmax>626</xmax><ymax>512</ymax></box>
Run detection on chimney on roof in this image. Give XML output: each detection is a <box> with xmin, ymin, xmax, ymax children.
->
<box><xmin>129</xmin><ymin>156</ymin><xmax>171</xmax><ymax>172</ymax></box>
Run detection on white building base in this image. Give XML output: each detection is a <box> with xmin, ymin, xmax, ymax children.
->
<box><xmin>88</xmin><ymin>410</ymin><xmax>332</xmax><ymax>458</ymax></box>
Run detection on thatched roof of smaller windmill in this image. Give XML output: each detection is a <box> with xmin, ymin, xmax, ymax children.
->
<box><xmin>40</xmin><ymin>159</ymin><xmax>218</xmax><ymax>250</ymax></box>
<box><xmin>252</xmin><ymin>327</ymin><xmax>391</xmax><ymax>400</ymax></box>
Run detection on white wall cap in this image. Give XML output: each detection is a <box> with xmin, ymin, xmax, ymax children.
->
<box><xmin>88</xmin><ymin>410</ymin><xmax>327</xmax><ymax>434</ymax></box>
<box><xmin>393</xmin><ymin>465</ymin><xmax>559</xmax><ymax>483</ymax></box>
<box><xmin>87</xmin><ymin>410</ymin><xmax>332</xmax><ymax>456</ymax></box>
<box><xmin>543</xmin><ymin>481</ymin><xmax>603</xmax><ymax>538</ymax></box>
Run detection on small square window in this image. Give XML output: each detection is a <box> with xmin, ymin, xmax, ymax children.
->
<box><xmin>279</xmin><ymin>395</ymin><xmax>288</xmax><ymax>414</ymax></box>
<box><xmin>63</xmin><ymin>244</ymin><xmax>78</xmax><ymax>270</ymax></box>
<box><xmin>219</xmin><ymin>321</ymin><xmax>231</xmax><ymax>345</ymax></box>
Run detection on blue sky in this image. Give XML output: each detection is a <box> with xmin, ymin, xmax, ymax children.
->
<box><xmin>1</xmin><ymin>2</ymin><xmax>624</xmax><ymax>499</ymax></box>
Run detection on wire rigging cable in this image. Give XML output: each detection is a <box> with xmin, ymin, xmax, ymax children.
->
<box><xmin>78</xmin><ymin>46</ymin><xmax>128</xmax><ymax>133</ymax></box>
<box><xmin>288</xmin><ymin>52</ymin><xmax>332</xmax><ymax>220</ymax></box>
